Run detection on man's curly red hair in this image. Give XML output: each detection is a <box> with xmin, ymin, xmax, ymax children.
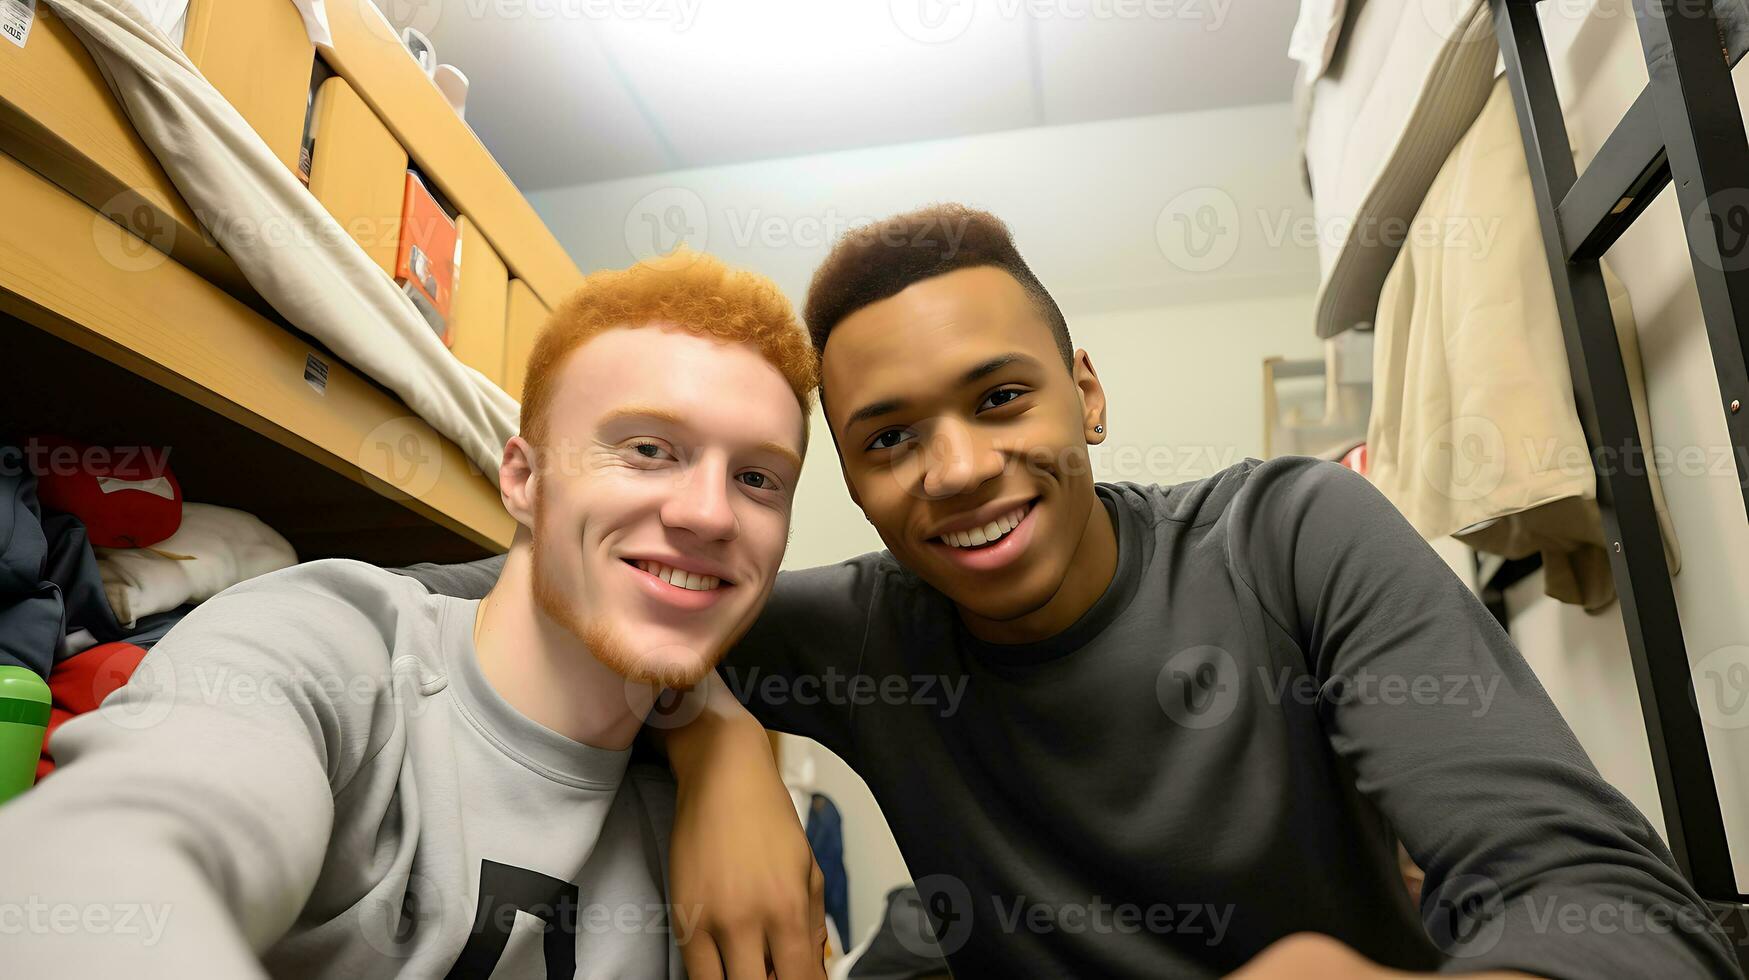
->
<box><xmin>518</xmin><ymin>249</ymin><xmax>819</xmax><ymax>452</ymax></box>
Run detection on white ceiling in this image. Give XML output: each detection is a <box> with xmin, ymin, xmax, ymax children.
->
<box><xmin>385</xmin><ymin>0</ymin><xmax>1303</xmax><ymax>191</ymax></box>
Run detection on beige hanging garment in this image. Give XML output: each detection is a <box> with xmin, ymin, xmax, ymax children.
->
<box><xmin>1364</xmin><ymin>75</ymin><xmax>1679</xmax><ymax>611</ymax></box>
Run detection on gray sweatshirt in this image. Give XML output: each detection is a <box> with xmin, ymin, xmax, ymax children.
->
<box><xmin>0</xmin><ymin>559</ymin><xmax>682</xmax><ymax>979</ymax></box>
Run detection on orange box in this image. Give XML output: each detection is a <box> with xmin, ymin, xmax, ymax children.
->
<box><xmin>395</xmin><ymin>171</ymin><xmax>457</xmax><ymax>344</ymax></box>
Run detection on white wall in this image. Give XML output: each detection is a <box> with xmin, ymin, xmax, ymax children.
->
<box><xmin>529</xmin><ymin>104</ymin><xmax>1324</xmax><ymax>943</ymax></box>
<box><xmin>1508</xmin><ymin>0</ymin><xmax>1749</xmax><ymax>888</ymax></box>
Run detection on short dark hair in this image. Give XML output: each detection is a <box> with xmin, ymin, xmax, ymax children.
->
<box><xmin>803</xmin><ymin>204</ymin><xmax>1073</xmax><ymax>368</ymax></box>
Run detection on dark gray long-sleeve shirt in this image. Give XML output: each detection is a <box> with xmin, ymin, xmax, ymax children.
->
<box><xmin>722</xmin><ymin>456</ymin><xmax>1742</xmax><ymax>978</ymax></box>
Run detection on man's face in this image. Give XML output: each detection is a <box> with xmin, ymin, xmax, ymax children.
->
<box><xmin>823</xmin><ymin>266</ymin><xmax>1103</xmax><ymax>623</ymax></box>
<box><xmin>524</xmin><ymin>325</ymin><xmax>804</xmax><ymax>687</ymax></box>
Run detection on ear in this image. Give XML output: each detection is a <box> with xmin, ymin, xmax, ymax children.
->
<box><xmin>500</xmin><ymin>435</ymin><xmax>538</xmax><ymax>527</ymax></box>
<box><xmin>1073</xmin><ymin>349</ymin><xmax>1108</xmax><ymax>444</ymax></box>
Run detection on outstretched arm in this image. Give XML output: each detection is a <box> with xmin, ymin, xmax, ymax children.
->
<box><xmin>0</xmin><ymin>587</ymin><xmax>363</xmax><ymax>976</ymax></box>
<box><xmin>1229</xmin><ymin>457</ymin><xmax>1741</xmax><ymax>978</ymax></box>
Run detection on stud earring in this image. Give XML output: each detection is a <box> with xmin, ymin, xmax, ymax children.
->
<box><xmin>1094</xmin><ymin>424</ymin><xmax>1104</xmax><ymax>434</ymax></box>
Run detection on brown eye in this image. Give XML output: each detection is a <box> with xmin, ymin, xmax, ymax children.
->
<box><xmin>867</xmin><ymin>429</ymin><xmax>913</xmax><ymax>452</ymax></box>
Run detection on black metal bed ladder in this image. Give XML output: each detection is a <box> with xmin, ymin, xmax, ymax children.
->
<box><xmin>1491</xmin><ymin>0</ymin><xmax>1749</xmax><ymax>955</ymax></box>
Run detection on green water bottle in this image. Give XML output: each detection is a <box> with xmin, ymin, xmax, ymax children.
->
<box><xmin>0</xmin><ymin>665</ymin><xmax>51</xmax><ymax>805</ymax></box>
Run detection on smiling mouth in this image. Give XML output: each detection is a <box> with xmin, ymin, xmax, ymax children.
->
<box><xmin>621</xmin><ymin>558</ymin><xmax>733</xmax><ymax>592</ymax></box>
<box><xmin>932</xmin><ymin>498</ymin><xmax>1037</xmax><ymax>550</ymax></box>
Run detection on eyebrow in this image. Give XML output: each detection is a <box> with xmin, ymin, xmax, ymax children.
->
<box><xmin>598</xmin><ymin>404</ymin><xmax>804</xmax><ymax>473</ymax></box>
<box><xmin>844</xmin><ymin>352</ymin><xmax>1043</xmax><ymax>427</ymax></box>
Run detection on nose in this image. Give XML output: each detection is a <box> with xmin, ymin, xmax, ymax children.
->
<box><xmin>661</xmin><ymin>452</ymin><xmax>739</xmax><ymax>542</ymax></box>
<box><xmin>918</xmin><ymin>417</ymin><xmax>1003</xmax><ymax>500</ymax></box>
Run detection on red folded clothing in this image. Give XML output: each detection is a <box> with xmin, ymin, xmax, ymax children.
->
<box><xmin>38</xmin><ymin>642</ymin><xmax>148</xmax><ymax>776</ymax></box>
<box><xmin>29</xmin><ymin>434</ymin><xmax>181</xmax><ymax>549</ymax></box>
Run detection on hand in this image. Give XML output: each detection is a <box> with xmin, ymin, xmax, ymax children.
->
<box><xmin>659</xmin><ymin>674</ymin><xmax>828</xmax><ymax>980</ymax></box>
<box><xmin>1225</xmin><ymin>933</ymin><xmax>1541</xmax><ymax>980</ymax></box>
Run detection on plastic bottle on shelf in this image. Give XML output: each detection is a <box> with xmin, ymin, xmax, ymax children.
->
<box><xmin>0</xmin><ymin>666</ymin><xmax>51</xmax><ymax>805</ymax></box>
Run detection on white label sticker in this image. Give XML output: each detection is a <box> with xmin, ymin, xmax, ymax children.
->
<box><xmin>1</xmin><ymin>0</ymin><xmax>35</xmax><ymax>49</ymax></box>
<box><xmin>97</xmin><ymin>476</ymin><xmax>178</xmax><ymax>501</ymax></box>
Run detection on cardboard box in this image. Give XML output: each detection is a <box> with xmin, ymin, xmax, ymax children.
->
<box><xmin>395</xmin><ymin>170</ymin><xmax>457</xmax><ymax>344</ymax></box>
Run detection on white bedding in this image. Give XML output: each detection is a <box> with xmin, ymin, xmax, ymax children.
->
<box><xmin>42</xmin><ymin>0</ymin><xmax>520</xmax><ymax>479</ymax></box>
<box><xmin>1299</xmin><ymin>0</ymin><xmax>1749</xmax><ymax>340</ymax></box>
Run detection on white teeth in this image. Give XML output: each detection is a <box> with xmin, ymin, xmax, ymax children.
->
<box><xmin>939</xmin><ymin>503</ymin><xmax>1031</xmax><ymax>549</ymax></box>
<box><xmin>633</xmin><ymin>560</ymin><xmax>722</xmax><ymax>591</ymax></box>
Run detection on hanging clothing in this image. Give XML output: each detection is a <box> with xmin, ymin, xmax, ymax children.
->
<box><xmin>1364</xmin><ymin>75</ymin><xmax>1680</xmax><ymax>610</ymax></box>
<box><xmin>805</xmin><ymin>792</ymin><xmax>851</xmax><ymax>955</ymax></box>
<box><xmin>1</xmin><ymin>462</ymin><xmax>134</xmax><ymax>677</ymax></box>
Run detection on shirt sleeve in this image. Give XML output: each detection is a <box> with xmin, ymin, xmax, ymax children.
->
<box><xmin>1227</xmin><ymin>456</ymin><xmax>1741</xmax><ymax>979</ymax></box>
<box><xmin>717</xmin><ymin>555</ymin><xmax>887</xmax><ymax>757</ymax></box>
<box><xmin>0</xmin><ymin>582</ymin><xmax>391</xmax><ymax>978</ymax></box>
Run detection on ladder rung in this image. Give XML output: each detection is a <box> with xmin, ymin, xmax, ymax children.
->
<box><xmin>1557</xmin><ymin>85</ymin><xmax>1668</xmax><ymax>261</ymax></box>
